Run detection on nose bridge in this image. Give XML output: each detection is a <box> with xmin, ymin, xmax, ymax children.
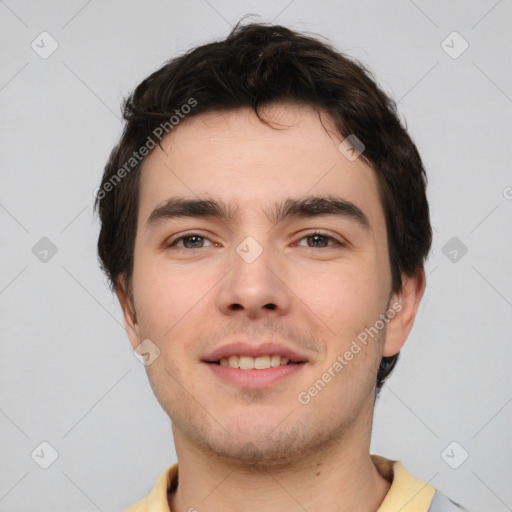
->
<box><xmin>217</xmin><ymin>233</ymin><xmax>291</xmax><ymax>318</ymax></box>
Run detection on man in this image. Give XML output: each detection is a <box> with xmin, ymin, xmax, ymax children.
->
<box><xmin>95</xmin><ymin>21</ymin><xmax>471</xmax><ymax>512</ymax></box>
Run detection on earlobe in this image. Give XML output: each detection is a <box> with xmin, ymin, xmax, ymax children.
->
<box><xmin>382</xmin><ymin>268</ymin><xmax>426</xmax><ymax>357</ymax></box>
<box><xmin>115</xmin><ymin>275</ymin><xmax>141</xmax><ymax>351</ymax></box>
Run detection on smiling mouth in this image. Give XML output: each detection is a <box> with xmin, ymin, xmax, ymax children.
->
<box><xmin>210</xmin><ymin>355</ymin><xmax>303</xmax><ymax>370</ymax></box>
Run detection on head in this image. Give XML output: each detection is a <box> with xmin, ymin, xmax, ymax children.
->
<box><xmin>96</xmin><ymin>22</ymin><xmax>431</xmax><ymax>467</ymax></box>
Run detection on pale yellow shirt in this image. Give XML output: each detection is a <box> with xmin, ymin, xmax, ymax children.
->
<box><xmin>126</xmin><ymin>454</ymin><xmax>435</xmax><ymax>512</ymax></box>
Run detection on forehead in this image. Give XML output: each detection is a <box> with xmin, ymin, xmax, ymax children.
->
<box><xmin>138</xmin><ymin>103</ymin><xmax>385</xmax><ymax>230</ymax></box>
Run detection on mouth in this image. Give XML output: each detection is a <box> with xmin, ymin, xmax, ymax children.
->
<box><xmin>211</xmin><ymin>354</ymin><xmax>302</xmax><ymax>370</ymax></box>
<box><xmin>203</xmin><ymin>349</ymin><xmax>307</xmax><ymax>388</ymax></box>
<box><xmin>202</xmin><ymin>341</ymin><xmax>309</xmax><ymax>388</ymax></box>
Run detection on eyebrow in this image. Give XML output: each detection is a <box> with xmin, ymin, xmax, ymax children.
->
<box><xmin>146</xmin><ymin>195</ymin><xmax>371</xmax><ymax>231</ymax></box>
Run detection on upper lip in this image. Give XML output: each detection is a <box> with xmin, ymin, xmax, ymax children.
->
<box><xmin>202</xmin><ymin>341</ymin><xmax>309</xmax><ymax>363</ymax></box>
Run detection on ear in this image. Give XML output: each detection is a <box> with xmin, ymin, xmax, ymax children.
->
<box><xmin>382</xmin><ymin>268</ymin><xmax>426</xmax><ymax>357</ymax></box>
<box><xmin>115</xmin><ymin>275</ymin><xmax>142</xmax><ymax>351</ymax></box>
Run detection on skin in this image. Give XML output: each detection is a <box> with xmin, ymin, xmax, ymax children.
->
<box><xmin>117</xmin><ymin>103</ymin><xmax>425</xmax><ymax>512</ymax></box>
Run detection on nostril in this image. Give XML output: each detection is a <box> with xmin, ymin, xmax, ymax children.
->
<box><xmin>229</xmin><ymin>303</ymin><xmax>276</xmax><ymax>311</ymax></box>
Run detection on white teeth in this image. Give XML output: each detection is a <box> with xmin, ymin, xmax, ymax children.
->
<box><xmin>239</xmin><ymin>355</ymin><xmax>253</xmax><ymax>370</ymax></box>
<box><xmin>218</xmin><ymin>355</ymin><xmax>294</xmax><ymax>370</ymax></box>
<box><xmin>254</xmin><ymin>356</ymin><xmax>270</xmax><ymax>369</ymax></box>
<box><xmin>270</xmin><ymin>354</ymin><xmax>281</xmax><ymax>367</ymax></box>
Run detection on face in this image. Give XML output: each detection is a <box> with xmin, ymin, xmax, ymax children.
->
<box><xmin>118</xmin><ymin>103</ymin><xmax>422</xmax><ymax>468</ymax></box>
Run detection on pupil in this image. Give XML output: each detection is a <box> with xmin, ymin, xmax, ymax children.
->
<box><xmin>185</xmin><ymin>236</ymin><xmax>203</xmax><ymax>248</ymax></box>
<box><xmin>309</xmin><ymin>235</ymin><xmax>326</xmax><ymax>247</ymax></box>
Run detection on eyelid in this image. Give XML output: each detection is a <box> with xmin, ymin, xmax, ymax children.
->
<box><xmin>295</xmin><ymin>230</ymin><xmax>346</xmax><ymax>247</ymax></box>
<box><xmin>164</xmin><ymin>231</ymin><xmax>219</xmax><ymax>248</ymax></box>
<box><xmin>164</xmin><ymin>230</ymin><xmax>346</xmax><ymax>249</ymax></box>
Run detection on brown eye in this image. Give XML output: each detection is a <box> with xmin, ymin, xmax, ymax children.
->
<box><xmin>307</xmin><ymin>234</ymin><xmax>330</xmax><ymax>248</ymax></box>
<box><xmin>167</xmin><ymin>234</ymin><xmax>214</xmax><ymax>249</ymax></box>
<box><xmin>296</xmin><ymin>232</ymin><xmax>343</xmax><ymax>248</ymax></box>
<box><xmin>182</xmin><ymin>235</ymin><xmax>205</xmax><ymax>248</ymax></box>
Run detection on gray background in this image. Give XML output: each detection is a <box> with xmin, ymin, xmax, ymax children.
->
<box><xmin>1</xmin><ymin>1</ymin><xmax>511</xmax><ymax>511</ymax></box>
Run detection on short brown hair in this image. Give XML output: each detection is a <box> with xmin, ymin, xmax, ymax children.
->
<box><xmin>95</xmin><ymin>21</ymin><xmax>432</xmax><ymax>393</ymax></box>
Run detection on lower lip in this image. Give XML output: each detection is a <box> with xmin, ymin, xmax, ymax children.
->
<box><xmin>205</xmin><ymin>362</ymin><xmax>305</xmax><ymax>388</ymax></box>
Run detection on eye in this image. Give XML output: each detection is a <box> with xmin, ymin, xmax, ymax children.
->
<box><xmin>296</xmin><ymin>231</ymin><xmax>344</xmax><ymax>248</ymax></box>
<box><xmin>166</xmin><ymin>234</ymin><xmax>216</xmax><ymax>249</ymax></box>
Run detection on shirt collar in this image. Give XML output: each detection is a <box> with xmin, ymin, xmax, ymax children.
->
<box><xmin>127</xmin><ymin>454</ymin><xmax>435</xmax><ymax>512</ymax></box>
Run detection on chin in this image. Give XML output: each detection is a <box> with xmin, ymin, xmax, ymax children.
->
<box><xmin>177</xmin><ymin>413</ymin><xmax>347</xmax><ymax>471</ymax></box>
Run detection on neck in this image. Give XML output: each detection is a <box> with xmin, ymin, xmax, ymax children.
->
<box><xmin>168</xmin><ymin>425</ymin><xmax>391</xmax><ymax>512</ymax></box>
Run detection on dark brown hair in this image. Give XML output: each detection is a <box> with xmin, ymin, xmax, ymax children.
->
<box><xmin>95</xmin><ymin>21</ymin><xmax>432</xmax><ymax>394</ymax></box>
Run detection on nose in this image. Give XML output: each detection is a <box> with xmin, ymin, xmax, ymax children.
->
<box><xmin>216</xmin><ymin>239</ymin><xmax>292</xmax><ymax>320</ymax></box>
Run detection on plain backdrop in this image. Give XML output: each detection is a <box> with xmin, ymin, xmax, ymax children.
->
<box><xmin>1</xmin><ymin>1</ymin><xmax>511</xmax><ymax>511</ymax></box>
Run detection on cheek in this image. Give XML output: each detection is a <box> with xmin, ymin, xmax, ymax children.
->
<box><xmin>296</xmin><ymin>260</ymin><xmax>385</xmax><ymax>337</ymax></box>
<box><xmin>131</xmin><ymin>253</ymin><xmax>214</xmax><ymax>340</ymax></box>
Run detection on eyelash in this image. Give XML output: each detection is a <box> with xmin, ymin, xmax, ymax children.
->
<box><xmin>166</xmin><ymin>231</ymin><xmax>345</xmax><ymax>249</ymax></box>
<box><xmin>297</xmin><ymin>231</ymin><xmax>345</xmax><ymax>248</ymax></box>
